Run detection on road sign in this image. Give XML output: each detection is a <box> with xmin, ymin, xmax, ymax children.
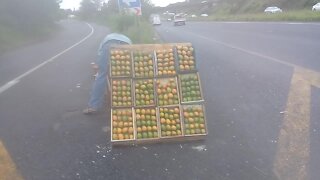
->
<box><xmin>118</xmin><ymin>0</ymin><xmax>142</xmax><ymax>15</ymax></box>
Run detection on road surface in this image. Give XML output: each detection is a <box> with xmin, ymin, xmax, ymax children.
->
<box><xmin>0</xmin><ymin>20</ymin><xmax>319</xmax><ymax>180</ymax></box>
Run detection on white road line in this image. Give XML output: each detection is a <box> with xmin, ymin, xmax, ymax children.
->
<box><xmin>0</xmin><ymin>23</ymin><xmax>94</xmax><ymax>95</ymax></box>
<box><xmin>187</xmin><ymin>31</ymin><xmax>298</xmax><ymax>68</ymax></box>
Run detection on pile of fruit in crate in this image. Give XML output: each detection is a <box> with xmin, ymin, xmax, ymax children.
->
<box><xmin>111</xmin><ymin>108</ymin><xmax>134</xmax><ymax>140</ymax></box>
<box><xmin>109</xmin><ymin>43</ymin><xmax>207</xmax><ymax>145</ymax></box>
<box><xmin>133</xmin><ymin>51</ymin><xmax>155</xmax><ymax>78</ymax></box>
<box><xmin>111</xmin><ymin>79</ymin><xmax>132</xmax><ymax>107</ymax></box>
<box><xmin>135</xmin><ymin>108</ymin><xmax>159</xmax><ymax>139</ymax></box>
<box><xmin>156</xmin><ymin>49</ymin><xmax>176</xmax><ymax>76</ymax></box>
<box><xmin>110</xmin><ymin>50</ymin><xmax>132</xmax><ymax>77</ymax></box>
<box><xmin>134</xmin><ymin>79</ymin><xmax>156</xmax><ymax>106</ymax></box>
<box><xmin>156</xmin><ymin>78</ymin><xmax>179</xmax><ymax>106</ymax></box>
<box><xmin>176</xmin><ymin>45</ymin><xmax>196</xmax><ymax>72</ymax></box>
<box><xmin>182</xmin><ymin>105</ymin><xmax>207</xmax><ymax>135</ymax></box>
<box><xmin>179</xmin><ymin>73</ymin><xmax>203</xmax><ymax>103</ymax></box>
<box><xmin>159</xmin><ymin>106</ymin><xmax>182</xmax><ymax>137</ymax></box>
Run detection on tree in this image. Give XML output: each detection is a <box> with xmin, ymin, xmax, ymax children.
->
<box><xmin>99</xmin><ymin>0</ymin><xmax>119</xmax><ymax>16</ymax></box>
<box><xmin>79</xmin><ymin>0</ymin><xmax>102</xmax><ymax>19</ymax></box>
<box><xmin>100</xmin><ymin>0</ymin><xmax>154</xmax><ymax>18</ymax></box>
<box><xmin>0</xmin><ymin>0</ymin><xmax>61</xmax><ymax>31</ymax></box>
<box><xmin>141</xmin><ymin>0</ymin><xmax>155</xmax><ymax>19</ymax></box>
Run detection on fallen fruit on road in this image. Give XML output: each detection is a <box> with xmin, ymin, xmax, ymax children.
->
<box><xmin>112</xmin><ymin>108</ymin><xmax>134</xmax><ymax>140</ymax></box>
<box><xmin>110</xmin><ymin>49</ymin><xmax>132</xmax><ymax>77</ymax></box>
<box><xmin>112</xmin><ymin>79</ymin><xmax>132</xmax><ymax>107</ymax></box>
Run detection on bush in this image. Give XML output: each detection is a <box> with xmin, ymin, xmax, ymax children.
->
<box><xmin>100</xmin><ymin>15</ymin><xmax>155</xmax><ymax>44</ymax></box>
<box><xmin>191</xmin><ymin>10</ymin><xmax>320</xmax><ymax>21</ymax></box>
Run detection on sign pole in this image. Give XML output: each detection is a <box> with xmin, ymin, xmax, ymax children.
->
<box><xmin>117</xmin><ymin>0</ymin><xmax>121</xmax><ymax>14</ymax></box>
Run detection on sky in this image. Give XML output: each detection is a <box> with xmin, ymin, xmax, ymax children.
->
<box><xmin>60</xmin><ymin>0</ymin><xmax>185</xmax><ymax>10</ymax></box>
<box><xmin>151</xmin><ymin>0</ymin><xmax>185</xmax><ymax>7</ymax></box>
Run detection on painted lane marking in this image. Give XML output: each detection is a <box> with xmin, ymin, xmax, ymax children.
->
<box><xmin>185</xmin><ymin>31</ymin><xmax>299</xmax><ymax>68</ymax></box>
<box><xmin>274</xmin><ymin>68</ymin><xmax>311</xmax><ymax>180</ymax></box>
<box><xmin>0</xmin><ymin>140</ymin><xmax>23</xmax><ymax>180</ymax></box>
<box><xmin>273</xmin><ymin>67</ymin><xmax>319</xmax><ymax>180</ymax></box>
<box><xmin>0</xmin><ymin>23</ymin><xmax>94</xmax><ymax>95</ymax></box>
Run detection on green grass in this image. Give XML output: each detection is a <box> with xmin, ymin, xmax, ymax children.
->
<box><xmin>0</xmin><ymin>26</ymin><xmax>26</xmax><ymax>54</ymax></box>
<box><xmin>0</xmin><ymin>24</ymin><xmax>58</xmax><ymax>55</ymax></box>
<box><xmin>98</xmin><ymin>15</ymin><xmax>157</xmax><ymax>44</ymax></box>
<box><xmin>191</xmin><ymin>10</ymin><xmax>320</xmax><ymax>22</ymax></box>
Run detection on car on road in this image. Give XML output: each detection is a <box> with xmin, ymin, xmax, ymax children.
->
<box><xmin>150</xmin><ymin>14</ymin><xmax>161</xmax><ymax>25</ymax></box>
<box><xmin>201</xmin><ymin>14</ymin><xmax>209</xmax><ymax>17</ymax></box>
<box><xmin>312</xmin><ymin>3</ymin><xmax>320</xmax><ymax>11</ymax></box>
<box><xmin>67</xmin><ymin>14</ymin><xmax>75</xmax><ymax>18</ymax></box>
<box><xmin>152</xmin><ymin>15</ymin><xmax>161</xmax><ymax>25</ymax></box>
<box><xmin>173</xmin><ymin>14</ymin><xmax>186</xmax><ymax>26</ymax></box>
<box><xmin>264</xmin><ymin>7</ymin><xmax>283</xmax><ymax>13</ymax></box>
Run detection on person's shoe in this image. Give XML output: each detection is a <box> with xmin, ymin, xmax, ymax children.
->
<box><xmin>83</xmin><ymin>108</ymin><xmax>97</xmax><ymax>115</ymax></box>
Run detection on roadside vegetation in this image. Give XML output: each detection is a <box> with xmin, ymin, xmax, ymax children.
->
<box><xmin>0</xmin><ymin>0</ymin><xmax>61</xmax><ymax>54</ymax></box>
<box><xmin>162</xmin><ymin>0</ymin><xmax>320</xmax><ymax>22</ymax></box>
<box><xmin>78</xmin><ymin>0</ymin><xmax>157</xmax><ymax>44</ymax></box>
<box><xmin>103</xmin><ymin>15</ymin><xmax>155</xmax><ymax>44</ymax></box>
<box><xmin>191</xmin><ymin>10</ymin><xmax>320</xmax><ymax>22</ymax></box>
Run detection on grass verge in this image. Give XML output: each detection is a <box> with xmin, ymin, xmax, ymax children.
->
<box><xmin>0</xmin><ymin>24</ymin><xmax>58</xmax><ymax>55</ymax></box>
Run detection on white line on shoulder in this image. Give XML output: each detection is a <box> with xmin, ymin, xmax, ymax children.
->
<box><xmin>0</xmin><ymin>23</ymin><xmax>94</xmax><ymax>95</ymax></box>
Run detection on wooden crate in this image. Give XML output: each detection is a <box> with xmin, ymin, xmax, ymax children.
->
<box><xmin>108</xmin><ymin>43</ymin><xmax>208</xmax><ymax>146</ymax></box>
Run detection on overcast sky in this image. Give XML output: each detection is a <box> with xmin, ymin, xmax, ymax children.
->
<box><xmin>60</xmin><ymin>0</ymin><xmax>185</xmax><ymax>10</ymax></box>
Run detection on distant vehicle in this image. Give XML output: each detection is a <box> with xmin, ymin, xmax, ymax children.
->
<box><xmin>264</xmin><ymin>7</ymin><xmax>283</xmax><ymax>13</ymax></box>
<box><xmin>200</xmin><ymin>14</ymin><xmax>209</xmax><ymax>17</ymax></box>
<box><xmin>68</xmin><ymin>14</ymin><xmax>75</xmax><ymax>18</ymax></box>
<box><xmin>312</xmin><ymin>3</ymin><xmax>320</xmax><ymax>11</ymax></box>
<box><xmin>191</xmin><ymin>14</ymin><xmax>197</xmax><ymax>18</ymax></box>
<box><xmin>150</xmin><ymin>14</ymin><xmax>161</xmax><ymax>25</ymax></box>
<box><xmin>173</xmin><ymin>14</ymin><xmax>186</xmax><ymax>26</ymax></box>
<box><xmin>167</xmin><ymin>18</ymin><xmax>172</xmax><ymax>21</ymax></box>
<box><xmin>152</xmin><ymin>16</ymin><xmax>161</xmax><ymax>25</ymax></box>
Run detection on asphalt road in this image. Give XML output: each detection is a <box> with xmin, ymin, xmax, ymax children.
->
<box><xmin>0</xmin><ymin>20</ymin><xmax>319</xmax><ymax>180</ymax></box>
